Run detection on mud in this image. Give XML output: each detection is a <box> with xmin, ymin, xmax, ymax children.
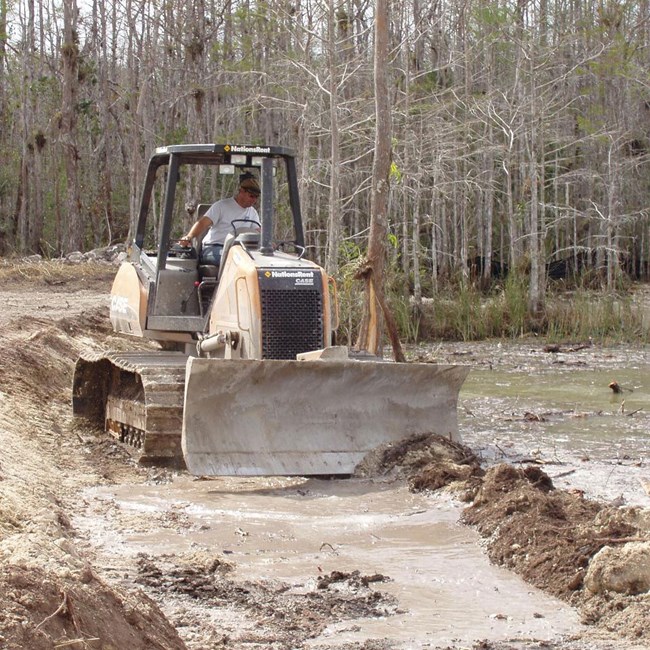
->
<box><xmin>74</xmin><ymin>473</ymin><xmax>583</xmax><ymax>647</ymax></box>
<box><xmin>0</xmin><ymin>260</ymin><xmax>648</xmax><ymax>650</ymax></box>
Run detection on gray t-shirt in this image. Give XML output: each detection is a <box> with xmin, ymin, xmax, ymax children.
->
<box><xmin>203</xmin><ymin>197</ymin><xmax>260</xmax><ymax>245</ymax></box>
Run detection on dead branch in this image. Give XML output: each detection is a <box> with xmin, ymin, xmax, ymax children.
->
<box><xmin>543</xmin><ymin>342</ymin><xmax>592</xmax><ymax>353</ymax></box>
<box><xmin>35</xmin><ymin>591</ymin><xmax>68</xmax><ymax>630</ymax></box>
<box><xmin>512</xmin><ymin>458</ymin><xmax>546</xmax><ymax>465</ymax></box>
<box><xmin>551</xmin><ymin>469</ymin><xmax>576</xmax><ymax>479</ymax></box>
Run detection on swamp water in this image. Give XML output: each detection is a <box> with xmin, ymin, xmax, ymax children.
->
<box><xmin>454</xmin><ymin>341</ymin><xmax>650</xmax><ymax>507</ymax></box>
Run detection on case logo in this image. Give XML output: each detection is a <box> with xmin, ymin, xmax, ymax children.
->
<box><xmin>111</xmin><ymin>295</ymin><xmax>130</xmax><ymax>315</ymax></box>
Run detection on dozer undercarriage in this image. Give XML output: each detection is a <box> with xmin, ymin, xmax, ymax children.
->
<box><xmin>73</xmin><ymin>351</ymin><xmax>188</xmax><ymax>465</ymax></box>
<box><xmin>73</xmin><ymin>351</ymin><xmax>469</xmax><ymax>474</ymax></box>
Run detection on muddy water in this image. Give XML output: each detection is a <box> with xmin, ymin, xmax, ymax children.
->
<box><xmin>80</xmin><ymin>476</ymin><xmax>581</xmax><ymax>647</ymax></box>
<box><xmin>454</xmin><ymin>342</ymin><xmax>650</xmax><ymax>507</ymax></box>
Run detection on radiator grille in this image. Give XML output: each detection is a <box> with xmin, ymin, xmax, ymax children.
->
<box><xmin>260</xmin><ymin>288</ymin><xmax>324</xmax><ymax>359</ymax></box>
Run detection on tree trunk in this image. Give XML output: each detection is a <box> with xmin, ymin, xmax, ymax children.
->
<box><xmin>61</xmin><ymin>0</ymin><xmax>83</xmax><ymax>252</ymax></box>
<box><xmin>16</xmin><ymin>0</ymin><xmax>35</xmax><ymax>253</ymax></box>
<box><xmin>356</xmin><ymin>0</ymin><xmax>404</xmax><ymax>362</ymax></box>
<box><xmin>325</xmin><ymin>0</ymin><xmax>341</xmax><ymax>275</ymax></box>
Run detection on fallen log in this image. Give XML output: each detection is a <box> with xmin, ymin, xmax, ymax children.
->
<box><xmin>543</xmin><ymin>342</ymin><xmax>592</xmax><ymax>353</ymax></box>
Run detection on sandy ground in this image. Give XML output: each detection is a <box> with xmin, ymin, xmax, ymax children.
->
<box><xmin>0</xmin><ymin>259</ymin><xmax>648</xmax><ymax>650</ymax></box>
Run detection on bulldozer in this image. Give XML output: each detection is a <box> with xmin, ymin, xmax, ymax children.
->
<box><xmin>72</xmin><ymin>143</ymin><xmax>469</xmax><ymax>476</ymax></box>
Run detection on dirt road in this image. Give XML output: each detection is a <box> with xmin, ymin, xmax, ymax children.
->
<box><xmin>0</xmin><ymin>260</ymin><xmax>648</xmax><ymax>649</ymax></box>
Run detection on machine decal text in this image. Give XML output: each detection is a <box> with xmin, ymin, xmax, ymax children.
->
<box><xmin>111</xmin><ymin>295</ymin><xmax>130</xmax><ymax>315</ymax></box>
<box><xmin>270</xmin><ymin>270</ymin><xmax>315</xmax><ymax>286</ymax></box>
<box><xmin>226</xmin><ymin>145</ymin><xmax>271</xmax><ymax>154</ymax></box>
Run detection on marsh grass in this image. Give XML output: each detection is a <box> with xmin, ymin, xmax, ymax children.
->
<box><xmin>389</xmin><ymin>275</ymin><xmax>649</xmax><ymax>344</ymax></box>
<box><xmin>336</xmin><ymin>262</ymin><xmax>649</xmax><ymax>345</ymax></box>
<box><xmin>544</xmin><ymin>292</ymin><xmax>647</xmax><ymax>343</ymax></box>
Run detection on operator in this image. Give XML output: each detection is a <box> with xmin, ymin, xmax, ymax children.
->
<box><xmin>179</xmin><ymin>173</ymin><xmax>261</xmax><ymax>266</ymax></box>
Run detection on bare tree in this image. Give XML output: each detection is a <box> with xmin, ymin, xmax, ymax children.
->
<box><xmin>325</xmin><ymin>0</ymin><xmax>342</xmax><ymax>275</ymax></box>
<box><xmin>60</xmin><ymin>0</ymin><xmax>83</xmax><ymax>252</ymax></box>
<box><xmin>356</xmin><ymin>0</ymin><xmax>405</xmax><ymax>361</ymax></box>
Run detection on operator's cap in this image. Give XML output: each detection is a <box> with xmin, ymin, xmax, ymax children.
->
<box><xmin>240</xmin><ymin>176</ymin><xmax>260</xmax><ymax>196</ymax></box>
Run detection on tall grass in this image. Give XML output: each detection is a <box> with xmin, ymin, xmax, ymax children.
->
<box><xmin>319</xmin><ymin>245</ymin><xmax>649</xmax><ymax>346</ymax></box>
<box><xmin>389</xmin><ymin>277</ymin><xmax>649</xmax><ymax>344</ymax></box>
<box><xmin>544</xmin><ymin>292</ymin><xmax>648</xmax><ymax>343</ymax></box>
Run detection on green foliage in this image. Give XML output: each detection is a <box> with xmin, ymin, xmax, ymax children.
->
<box><xmin>335</xmin><ymin>238</ymin><xmax>423</xmax><ymax>346</ymax></box>
<box><xmin>333</xmin><ymin>240</ymin><xmax>364</xmax><ymax>347</ymax></box>
<box><xmin>470</xmin><ymin>2</ymin><xmax>512</xmax><ymax>32</ymax></box>
<box><xmin>164</xmin><ymin>125</ymin><xmax>190</xmax><ymax>145</ymax></box>
<box><xmin>389</xmin><ymin>161</ymin><xmax>402</xmax><ymax>183</ymax></box>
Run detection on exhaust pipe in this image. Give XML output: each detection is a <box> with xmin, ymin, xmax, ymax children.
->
<box><xmin>259</xmin><ymin>157</ymin><xmax>274</xmax><ymax>256</ymax></box>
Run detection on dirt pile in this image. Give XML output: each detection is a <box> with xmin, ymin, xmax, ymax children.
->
<box><xmin>0</xmin><ymin>564</ymin><xmax>185</xmax><ymax>650</ymax></box>
<box><xmin>354</xmin><ymin>432</ymin><xmax>483</xmax><ymax>495</ymax></box>
<box><xmin>356</xmin><ymin>433</ymin><xmax>650</xmax><ymax>645</ymax></box>
<box><xmin>458</xmin><ymin>463</ymin><xmax>649</xmax><ymax>643</ymax></box>
<box><xmin>0</xmin><ymin>266</ymin><xmax>187</xmax><ymax>649</ymax></box>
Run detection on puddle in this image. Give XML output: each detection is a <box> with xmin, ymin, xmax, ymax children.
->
<box><xmin>78</xmin><ymin>476</ymin><xmax>582</xmax><ymax>647</ymax></box>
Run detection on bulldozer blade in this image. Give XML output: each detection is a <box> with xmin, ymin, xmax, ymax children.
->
<box><xmin>182</xmin><ymin>358</ymin><xmax>469</xmax><ymax>476</ymax></box>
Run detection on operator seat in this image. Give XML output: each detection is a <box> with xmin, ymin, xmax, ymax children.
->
<box><xmin>198</xmin><ymin>263</ymin><xmax>220</xmax><ymax>279</ymax></box>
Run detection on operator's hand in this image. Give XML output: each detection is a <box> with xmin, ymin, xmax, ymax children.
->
<box><xmin>179</xmin><ymin>236</ymin><xmax>191</xmax><ymax>247</ymax></box>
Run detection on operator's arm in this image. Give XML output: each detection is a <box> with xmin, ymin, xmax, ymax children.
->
<box><xmin>180</xmin><ymin>216</ymin><xmax>212</xmax><ymax>246</ymax></box>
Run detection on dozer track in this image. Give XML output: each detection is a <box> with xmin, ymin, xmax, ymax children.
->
<box><xmin>72</xmin><ymin>351</ymin><xmax>189</xmax><ymax>467</ymax></box>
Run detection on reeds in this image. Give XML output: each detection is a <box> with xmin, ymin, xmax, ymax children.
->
<box><xmin>398</xmin><ymin>279</ymin><xmax>649</xmax><ymax>344</ymax></box>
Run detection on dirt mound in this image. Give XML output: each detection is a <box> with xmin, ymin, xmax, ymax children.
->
<box><xmin>0</xmin><ymin>320</ymin><xmax>107</xmax><ymax>401</ymax></box>
<box><xmin>355</xmin><ymin>432</ymin><xmax>483</xmax><ymax>496</ymax></box>
<box><xmin>0</xmin><ymin>269</ymin><xmax>189</xmax><ymax>649</ymax></box>
<box><xmin>461</xmin><ymin>464</ymin><xmax>650</xmax><ymax>643</ymax></box>
<box><xmin>0</xmin><ymin>564</ymin><xmax>185</xmax><ymax>650</ymax></box>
